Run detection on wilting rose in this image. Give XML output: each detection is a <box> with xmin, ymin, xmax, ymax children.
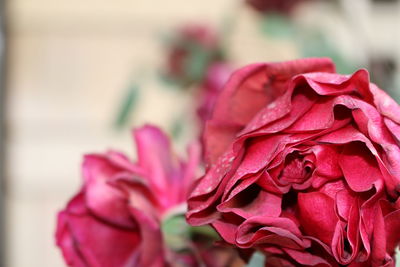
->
<box><xmin>56</xmin><ymin>125</ymin><xmax>241</xmax><ymax>267</ymax></box>
<box><xmin>187</xmin><ymin>58</ymin><xmax>400</xmax><ymax>266</ymax></box>
<box><xmin>196</xmin><ymin>63</ymin><xmax>232</xmax><ymax>131</ymax></box>
<box><xmin>246</xmin><ymin>0</ymin><xmax>307</xmax><ymax>15</ymax></box>
<box><xmin>162</xmin><ymin>24</ymin><xmax>224</xmax><ymax>86</ymax></box>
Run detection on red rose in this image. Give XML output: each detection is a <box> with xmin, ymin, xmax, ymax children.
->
<box><xmin>57</xmin><ymin>125</ymin><xmax>228</xmax><ymax>267</ymax></box>
<box><xmin>246</xmin><ymin>0</ymin><xmax>307</xmax><ymax>15</ymax></box>
<box><xmin>163</xmin><ymin>24</ymin><xmax>224</xmax><ymax>86</ymax></box>
<box><xmin>187</xmin><ymin>58</ymin><xmax>400</xmax><ymax>266</ymax></box>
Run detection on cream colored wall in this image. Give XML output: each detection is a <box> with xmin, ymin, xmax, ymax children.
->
<box><xmin>6</xmin><ymin>1</ymin><xmax>243</xmax><ymax>266</ymax></box>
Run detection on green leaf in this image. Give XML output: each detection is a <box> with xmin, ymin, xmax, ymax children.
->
<box><xmin>189</xmin><ymin>225</ymin><xmax>220</xmax><ymax>240</ymax></box>
<box><xmin>260</xmin><ymin>14</ymin><xmax>296</xmax><ymax>39</ymax></box>
<box><xmin>161</xmin><ymin>214</ymin><xmax>222</xmax><ymax>252</ymax></box>
<box><xmin>185</xmin><ymin>42</ymin><xmax>212</xmax><ymax>83</ymax></box>
<box><xmin>114</xmin><ymin>83</ymin><xmax>139</xmax><ymax>129</ymax></box>
<box><xmin>162</xmin><ymin>215</ymin><xmax>188</xmax><ymax>236</ymax></box>
<box><xmin>159</xmin><ymin>71</ymin><xmax>182</xmax><ymax>88</ymax></box>
<box><xmin>170</xmin><ymin>117</ymin><xmax>184</xmax><ymax>140</ymax></box>
<box><xmin>247</xmin><ymin>251</ymin><xmax>266</xmax><ymax>267</ymax></box>
<box><xmin>161</xmin><ymin>215</ymin><xmax>190</xmax><ymax>251</ymax></box>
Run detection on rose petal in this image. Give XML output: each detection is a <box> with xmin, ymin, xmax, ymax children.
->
<box><xmin>212</xmin><ymin>214</ymin><xmax>244</xmax><ymax>244</ymax></box>
<box><xmin>236</xmin><ymin>216</ymin><xmax>309</xmax><ymax>249</ymax></box>
<box><xmin>56</xmin><ymin>210</ymin><xmax>87</xmax><ymax>267</ymax></box>
<box><xmin>370</xmin><ymin>83</ymin><xmax>400</xmax><ymax>125</ymax></box>
<box><xmin>242</xmin><ymin>85</ymin><xmax>317</xmax><ymax>135</ymax></box>
<box><xmin>283</xmin><ymin>248</ymin><xmax>332</xmax><ymax>266</ymax></box>
<box><xmin>298</xmin><ymin>192</ymin><xmax>338</xmax><ymax>245</ymax></box>
<box><xmin>112</xmin><ymin>176</ymin><xmax>160</xmax><ymax>221</ymax></box>
<box><xmin>285</xmin><ymin>97</ymin><xmax>338</xmax><ymax>133</ymax></box>
<box><xmin>128</xmin><ymin>207</ymin><xmax>165</xmax><ymax>266</ymax></box>
<box><xmin>335</xmin><ymin>189</ymin><xmax>355</xmax><ymax>221</ymax></box>
<box><xmin>383</xmin><ymin>118</ymin><xmax>400</xmax><ymax>144</ymax></box>
<box><xmin>312</xmin><ymin>145</ymin><xmax>342</xmax><ymax>178</ymax></box>
<box><xmin>339</xmin><ymin>142</ymin><xmax>382</xmax><ymax>192</ymax></box>
<box><xmin>134</xmin><ymin>125</ymin><xmax>178</xmax><ymax>195</ymax></box>
<box><xmin>83</xmin><ymin>155</ymin><xmax>134</xmax><ymax>228</ymax></box>
<box><xmin>106</xmin><ymin>150</ymin><xmax>143</xmax><ymax>175</ymax></box>
<box><xmin>384</xmin><ymin>209</ymin><xmax>400</xmax><ymax>255</ymax></box>
<box><xmin>57</xmin><ymin>194</ymin><xmax>140</xmax><ymax>267</ymax></box>
<box><xmin>205</xmin><ymin>58</ymin><xmax>335</xmax><ymax>164</ymax></box>
<box><xmin>298</xmin><ymin>69</ymin><xmax>371</xmax><ymax>100</ymax></box>
<box><xmin>370</xmin><ymin>205</ymin><xmax>387</xmax><ymax>265</ymax></box>
<box><xmin>218</xmin><ymin>184</ymin><xmax>282</xmax><ymax>219</ymax></box>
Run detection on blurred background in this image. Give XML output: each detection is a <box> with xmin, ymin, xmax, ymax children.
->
<box><xmin>1</xmin><ymin>0</ymin><xmax>400</xmax><ymax>266</ymax></box>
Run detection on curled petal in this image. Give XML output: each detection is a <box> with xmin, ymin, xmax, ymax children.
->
<box><xmin>236</xmin><ymin>216</ymin><xmax>309</xmax><ymax>249</ymax></box>
<box><xmin>339</xmin><ymin>142</ymin><xmax>382</xmax><ymax>192</ymax></box>
<box><xmin>205</xmin><ymin>58</ymin><xmax>335</xmax><ymax>164</ymax></box>
<box><xmin>384</xmin><ymin>209</ymin><xmax>400</xmax><ymax>255</ymax></box>
<box><xmin>56</xmin><ymin>193</ymin><xmax>140</xmax><ymax>267</ymax></box>
<box><xmin>83</xmin><ymin>155</ymin><xmax>134</xmax><ymax>228</ymax></box>
<box><xmin>298</xmin><ymin>192</ymin><xmax>338</xmax><ymax>245</ymax></box>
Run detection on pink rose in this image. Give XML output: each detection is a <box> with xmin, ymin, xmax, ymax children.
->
<box><xmin>56</xmin><ymin>125</ymin><xmax>241</xmax><ymax>266</ymax></box>
<box><xmin>187</xmin><ymin>58</ymin><xmax>400</xmax><ymax>266</ymax></box>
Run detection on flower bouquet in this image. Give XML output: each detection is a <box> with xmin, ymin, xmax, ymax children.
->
<box><xmin>56</xmin><ymin>58</ymin><xmax>400</xmax><ymax>266</ymax></box>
